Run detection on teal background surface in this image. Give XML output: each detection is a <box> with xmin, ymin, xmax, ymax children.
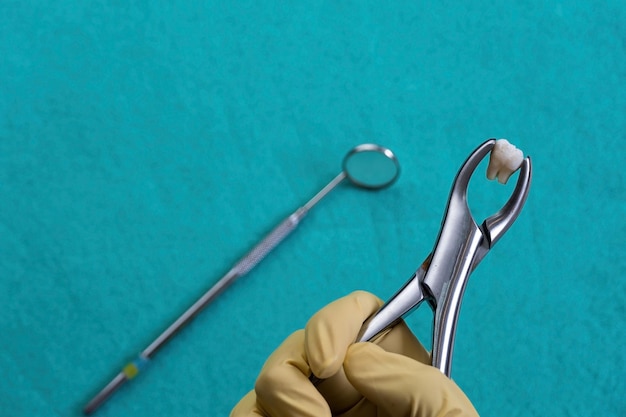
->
<box><xmin>1</xmin><ymin>1</ymin><xmax>624</xmax><ymax>416</ymax></box>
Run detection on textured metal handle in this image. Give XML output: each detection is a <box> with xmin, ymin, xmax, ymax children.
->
<box><xmin>233</xmin><ymin>207</ymin><xmax>308</xmax><ymax>276</ymax></box>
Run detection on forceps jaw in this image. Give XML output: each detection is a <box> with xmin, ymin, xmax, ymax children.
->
<box><xmin>482</xmin><ymin>156</ymin><xmax>532</xmax><ymax>249</ymax></box>
<box><xmin>423</xmin><ymin>139</ymin><xmax>532</xmax><ymax>306</ymax></box>
<box><xmin>353</xmin><ymin>139</ymin><xmax>532</xmax><ymax>378</ymax></box>
<box><xmin>423</xmin><ymin>139</ymin><xmax>533</xmax><ymax>375</ymax></box>
<box><xmin>422</xmin><ymin>139</ymin><xmax>496</xmax><ymax>306</ymax></box>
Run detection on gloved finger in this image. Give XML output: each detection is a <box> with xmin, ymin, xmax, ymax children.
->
<box><xmin>304</xmin><ymin>290</ymin><xmax>383</xmax><ymax>379</ymax></box>
<box><xmin>375</xmin><ymin>320</ymin><xmax>431</xmax><ymax>365</ymax></box>
<box><xmin>335</xmin><ymin>397</ymin><xmax>377</xmax><ymax>417</ymax></box>
<box><xmin>229</xmin><ymin>390</ymin><xmax>265</xmax><ymax>417</ymax></box>
<box><xmin>344</xmin><ymin>343</ymin><xmax>479</xmax><ymax>417</ymax></box>
<box><xmin>253</xmin><ymin>329</ymin><xmax>332</xmax><ymax>417</ymax></box>
<box><xmin>305</xmin><ymin>291</ymin><xmax>430</xmax><ymax>415</ymax></box>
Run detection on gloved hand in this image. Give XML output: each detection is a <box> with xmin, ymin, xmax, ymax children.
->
<box><xmin>230</xmin><ymin>291</ymin><xmax>478</xmax><ymax>417</ymax></box>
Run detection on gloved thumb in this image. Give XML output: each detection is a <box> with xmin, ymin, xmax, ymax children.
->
<box><xmin>343</xmin><ymin>343</ymin><xmax>479</xmax><ymax>417</ymax></box>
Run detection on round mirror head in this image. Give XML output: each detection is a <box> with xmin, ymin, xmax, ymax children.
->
<box><xmin>342</xmin><ymin>144</ymin><xmax>400</xmax><ymax>189</ymax></box>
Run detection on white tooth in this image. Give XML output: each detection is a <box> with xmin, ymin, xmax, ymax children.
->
<box><xmin>487</xmin><ymin>139</ymin><xmax>524</xmax><ymax>184</ymax></box>
<box><xmin>486</xmin><ymin>156</ymin><xmax>501</xmax><ymax>181</ymax></box>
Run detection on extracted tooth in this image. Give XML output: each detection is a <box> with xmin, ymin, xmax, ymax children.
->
<box><xmin>487</xmin><ymin>139</ymin><xmax>524</xmax><ymax>184</ymax></box>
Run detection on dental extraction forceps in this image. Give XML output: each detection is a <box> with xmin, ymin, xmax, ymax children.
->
<box><xmin>356</xmin><ymin>139</ymin><xmax>532</xmax><ymax>376</ymax></box>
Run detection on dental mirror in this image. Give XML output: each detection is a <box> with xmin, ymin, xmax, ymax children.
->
<box><xmin>343</xmin><ymin>143</ymin><xmax>400</xmax><ymax>189</ymax></box>
<box><xmin>83</xmin><ymin>143</ymin><xmax>400</xmax><ymax>415</ymax></box>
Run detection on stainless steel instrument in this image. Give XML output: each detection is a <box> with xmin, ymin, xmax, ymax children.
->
<box><xmin>311</xmin><ymin>139</ymin><xmax>532</xmax><ymax>395</ymax></box>
<box><xmin>355</xmin><ymin>139</ymin><xmax>531</xmax><ymax>375</ymax></box>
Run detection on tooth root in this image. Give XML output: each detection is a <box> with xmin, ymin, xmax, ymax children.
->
<box><xmin>487</xmin><ymin>139</ymin><xmax>524</xmax><ymax>185</ymax></box>
<box><xmin>486</xmin><ymin>163</ymin><xmax>500</xmax><ymax>181</ymax></box>
<box><xmin>498</xmin><ymin>170</ymin><xmax>513</xmax><ymax>184</ymax></box>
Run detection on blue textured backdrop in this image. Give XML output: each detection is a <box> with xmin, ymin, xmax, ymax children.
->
<box><xmin>1</xmin><ymin>1</ymin><xmax>624</xmax><ymax>416</ymax></box>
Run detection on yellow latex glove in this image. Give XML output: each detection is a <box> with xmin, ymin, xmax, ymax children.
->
<box><xmin>230</xmin><ymin>291</ymin><xmax>478</xmax><ymax>417</ymax></box>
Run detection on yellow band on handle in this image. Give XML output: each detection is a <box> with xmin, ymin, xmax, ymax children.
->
<box><xmin>122</xmin><ymin>355</ymin><xmax>150</xmax><ymax>380</ymax></box>
<box><xmin>122</xmin><ymin>363</ymin><xmax>139</xmax><ymax>379</ymax></box>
